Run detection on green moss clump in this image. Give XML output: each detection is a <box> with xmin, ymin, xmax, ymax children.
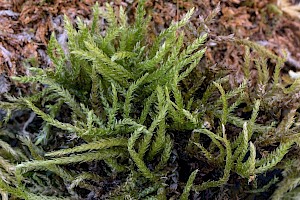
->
<box><xmin>1</xmin><ymin>1</ymin><xmax>300</xmax><ymax>199</ymax></box>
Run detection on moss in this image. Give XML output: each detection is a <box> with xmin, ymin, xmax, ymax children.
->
<box><xmin>1</xmin><ymin>1</ymin><xmax>300</xmax><ymax>199</ymax></box>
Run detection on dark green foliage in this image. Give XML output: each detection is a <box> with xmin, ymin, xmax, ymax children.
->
<box><xmin>1</xmin><ymin>1</ymin><xmax>300</xmax><ymax>199</ymax></box>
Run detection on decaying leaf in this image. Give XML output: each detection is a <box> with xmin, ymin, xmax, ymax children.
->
<box><xmin>0</xmin><ymin>74</ymin><xmax>10</xmax><ymax>94</ymax></box>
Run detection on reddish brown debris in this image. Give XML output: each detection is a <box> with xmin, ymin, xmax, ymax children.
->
<box><xmin>0</xmin><ymin>0</ymin><xmax>103</xmax><ymax>77</ymax></box>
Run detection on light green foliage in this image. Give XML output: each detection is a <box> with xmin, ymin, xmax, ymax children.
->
<box><xmin>0</xmin><ymin>0</ymin><xmax>299</xmax><ymax>199</ymax></box>
<box><xmin>46</xmin><ymin>138</ymin><xmax>128</xmax><ymax>157</ymax></box>
<box><xmin>192</xmin><ymin>126</ymin><xmax>232</xmax><ymax>191</ymax></box>
<box><xmin>271</xmin><ymin>159</ymin><xmax>300</xmax><ymax>200</ymax></box>
<box><xmin>0</xmin><ymin>1</ymin><xmax>207</xmax><ymax>198</ymax></box>
<box><xmin>180</xmin><ymin>169</ymin><xmax>198</xmax><ymax>200</ymax></box>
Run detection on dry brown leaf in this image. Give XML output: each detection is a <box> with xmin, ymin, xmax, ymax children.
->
<box><xmin>22</xmin><ymin>43</ymin><xmax>38</xmax><ymax>59</ymax></box>
<box><xmin>35</xmin><ymin>19</ymin><xmax>49</xmax><ymax>45</ymax></box>
<box><xmin>0</xmin><ymin>74</ymin><xmax>10</xmax><ymax>94</ymax></box>
<box><xmin>278</xmin><ymin>0</ymin><xmax>300</xmax><ymax>19</ymax></box>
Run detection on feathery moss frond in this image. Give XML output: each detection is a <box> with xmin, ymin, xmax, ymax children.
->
<box><xmin>193</xmin><ymin>126</ymin><xmax>232</xmax><ymax>191</ymax></box>
<box><xmin>149</xmin><ymin>8</ymin><xmax>195</xmax><ymax>57</ymax></box>
<box><xmin>128</xmin><ymin>128</ymin><xmax>156</xmax><ymax>180</ymax></box>
<box><xmin>233</xmin><ymin>122</ymin><xmax>249</xmax><ymax>162</ymax></box>
<box><xmin>0</xmin><ymin>139</ymin><xmax>20</xmax><ymax>160</ymax></box>
<box><xmin>155</xmin><ymin>134</ymin><xmax>172</xmax><ymax>170</ymax></box>
<box><xmin>255</xmin><ymin>142</ymin><xmax>293</xmax><ymax>174</ymax></box>
<box><xmin>148</xmin><ymin>87</ymin><xmax>167</xmax><ymax>160</ymax></box>
<box><xmin>123</xmin><ymin>73</ymin><xmax>148</xmax><ymax>118</ymax></box>
<box><xmin>46</xmin><ymin>138</ymin><xmax>128</xmax><ymax>157</ymax></box>
<box><xmin>180</xmin><ymin>169</ymin><xmax>198</xmax><ymax>200</ymax></box>
<box><xmin>138</xmin><ymin>103</ymin><xmax>168</xmax><ymax>158</ymax></box>
<box><xmin>24</xmin><ymin>99</ymin><xmax>82</xmax><ymax>134</ymax></box>
<box><xmin>214</xmin><ymin>82</ymin><xmax>228</xmax><ymax>125</ymax></box>
<box><xmin>17</xmin><ymin>149</ymin><xmax>124</xmax><ymax>174</ymax></box>
<box><xmin>91</xmin><ymin>3</ymin><xmax>100</xmax><ymax>34</ymax></box>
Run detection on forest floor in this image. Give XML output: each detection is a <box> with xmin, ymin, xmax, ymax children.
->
<box><xmin>1</xmin><ymin>0</ymin><xmax>300</xmax><ymax>90</ymax></box>
<box><xmin>0</xmin><ymin>0</ymin><xmax>300</xmax><ymax>199</ymax></box>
